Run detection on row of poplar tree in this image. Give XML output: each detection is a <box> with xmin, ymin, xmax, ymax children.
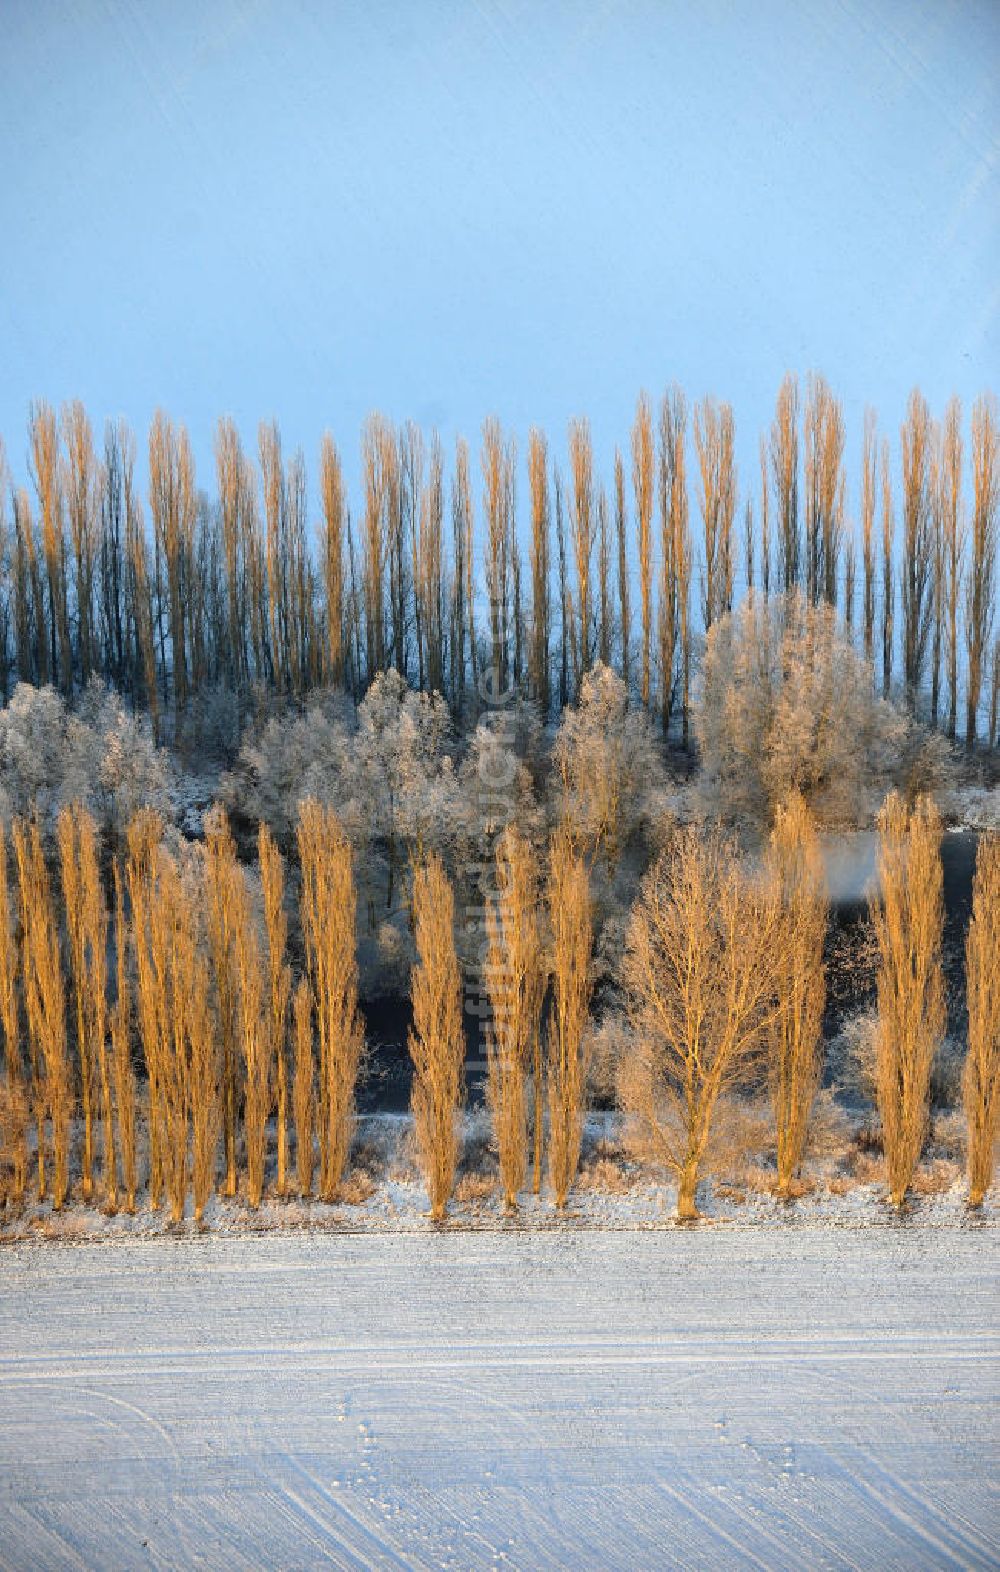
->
<box><xmin>0</xmin><ymin>378</ymin><xmax>996</xmax><ymax>745</ymax></box>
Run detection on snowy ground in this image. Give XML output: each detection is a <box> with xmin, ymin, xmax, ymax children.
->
<box><xmin>0</xmin><ymin>1226</ymin><xmax>997</xmax><ymax>1571</ymax></box>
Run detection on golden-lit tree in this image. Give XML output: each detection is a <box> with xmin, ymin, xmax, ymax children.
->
<box><xmin>694</xmin><ymin>396</ymin><xmax>736</xmax><ymax>632</ymax></box>
<box><xmin>292</xmin><ymin>977</ymin><xmax>315</xmax><ymax>1196</ymax></box>
<box><xmin>408</xmin><ymin>851</ymin><xmax>464</xmax><ymax>1220</ymax></box>
<box><xmin>620</xmin><ymin>827</ymin><xmax>784</xmax><ymax>1219</ymax></box>
<box><xmin>965</xmin><ymin>394</ymin><xmax>998</xmax><ymax>749</ymax></box>
<box><xmin>632</xmin><ymin>393</ymin><xmax>654</xmax><ymax>709</ymax></box>
<box><xmin>297</xmin><ymin>799</ymin><xmax>365</xmax><ymax>1200</ymax></box>
<box><xmin>881</xmin><ymin>438</ymin><xmax>894</xmax><ymax>699</ymax></box>
<box><xmin>939</xmin><ymin>396</ymin><xmax>964</xmax><ymax>740</ymax></box>
<box><xmin>485</xmin><ymin>828</ymin><xmax>546</xmax><ymax>1210</ymax></box>
<box><xmin>963</xmin><ymin>832</ymin><xmax>999</xmax><ymax>1207</ymax></box>
<box><xmin>126</xmin><ymin>811</ymin><xmax>166</xmax><ymax>1207</ymax></box>
<box><xmin>545</xmin><ymin>831</ymin><xmax>591</xmax><ymax>1208</ymax></box>
<box><xmin>614</xmin><ymin>448</ymin><xmax>630</xmax><ymax>690</ymax></box>
<box><xmin>0</xmin><ymin>829</ymin><xmax>26</xmax><ymax>1201</ymax></box>
<box><xmin>14</xmin><ymin>818</ymin><xmax>71</xmax><ymax>1207</ymax></box>
<box><xmin>204</xmin><ymin>808</ymin><xmax>242</xmax><ymax>1197</ymax></box>
<box><xmin>870</xmin><ymin>792</ymin><xmax>945</xmax><ymax>1207</ymax></box>
<box><xmin>111</xmin><ymin>860</ymin><xmax>137</xmax><ymax>1212</ymax></box>
<box><xmin>62</xmin><ymin>400</ymin><xmax>102</xmax><ymax>681</ymax></box>
<box><xmin>766</xmin><ymin>793</ymin><xmax>827</xmax><ymax>1196</ymax></box>
<box><xmin>861</xmin><ymin>409</ymin><xmax>877</xmax><ymax>665</ymax></box>
<box><xmin>260</xmin><ymin>823</ymin><xmax>292</xmax><ymax>1195</ymax></box>
<box><xmin>770</xmin><ymin>374</ymin><xmax>799</xmax><ymax>592</ymax></box>
<box><xmin>319</xmin><ymin>431</ymin><xmax>347</xmax><ymax>688</ymax></box>
<box><xmin>802</xmin><ymin>374</ymin><xmax>844</xmax><ymax>608</ymax></box>
<box><xmin>58</xmin><ymin>804</ymin><xmax>112</xmax><ymax>1206</ymax></box>
<box><xmin>569</xmin><ymin>417</ymin><xmax>594</xmax><ymax>685</ymax></box>
<box><xmin>482</xmin><ymin>416</ymin><xmax>515</xmax><ymax>691</ymax></box>
<box><xmin>900</xmin><ymin>389</ymin><xmax>934</xmax><ymax>709</ymax></box>
<box><xmin>528</xmin><ymin>428</ymin><xmax>551</xmax><ymax>715</ymax></box>
<box><xmin>149</xmin><ymin>410</ymin><xmax>196</xmax><ymax>715</ymax></box>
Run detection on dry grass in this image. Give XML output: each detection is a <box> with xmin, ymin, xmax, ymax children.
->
<box><xmin>911</xmin><ymin>1158</ymin><xmax>961</xmax><ymax>1197</ymax></box>
<box><xmin>454</xmin><ymin>1171</ymin><xmax>496</xmax><ymax>1204</ymax></box>
<box><xmin>871</xmin><ymin>793</ymin><xmax>946</xmax><ymax>1207</ymax></box>
<box><xmin>337</xmin><ymin>1168</ymin><xmax>377</xmax><ymax>1205</ymax></box>
<box><xmin>408</xmin><ymin>852</ymin><xmax>464</xmax><ymax>1221</ymax></box>
<box><xmin>576</xmin><ymin>1156</ymin><xmax>633</xmax><ymax>1195</ymax></box>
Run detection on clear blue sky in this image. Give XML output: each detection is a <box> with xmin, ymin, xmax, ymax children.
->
<box><xmin>1</xmin><ymin>0</ymin><xmax>997</xmax><ymax>517</ymax></box>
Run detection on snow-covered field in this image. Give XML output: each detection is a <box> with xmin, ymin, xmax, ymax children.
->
<box><xmin>1</xmin><ymin>1226</ymin><xmax>997</xmax><ymax>1570</ymax></box>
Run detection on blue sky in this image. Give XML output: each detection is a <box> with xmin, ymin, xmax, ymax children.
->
<box><xmin>1</xmin><ymin>0</ymin><xmax>997</xmax><ymax>517</ymax></box>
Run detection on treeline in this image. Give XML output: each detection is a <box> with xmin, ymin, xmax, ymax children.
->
<box><xmin>0</xmin><ymin>379</ymin><xmax>996</xmax><ymax>748</ymax></box>
<box><xmin>1</xmin><ymin>794</ymin><xmax>997</xmax><ymax>1223</ymax></box>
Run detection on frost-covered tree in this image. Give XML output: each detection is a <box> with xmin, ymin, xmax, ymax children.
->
<box><xmin>345</xmin><ymin>670</ymin><xmax>459</xmax><ymax>909</ymax></box>
<box><xmin>553</xmin><ymin>664</ymin><xmax>666</xmax><ymax>873</ymax></box>
<box><xmin>0</xmin><ymin>681</ymin><xmax>170</xmax><ymax>842</ymax></box>
<box><xmin>696</xmin><ymin>592</ymin><xmax>904</xmax><ymax>828</ymax></box>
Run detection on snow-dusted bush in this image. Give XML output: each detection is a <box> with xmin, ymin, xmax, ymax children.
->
<box><xmin>695</xmin><ymin>592</ymin><xmax>905</xmax><ymax>828</ymax></box>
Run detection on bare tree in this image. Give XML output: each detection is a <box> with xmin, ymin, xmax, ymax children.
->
<box><xmin>861</xmin><ymin>409</ymin><xmax>877</xmax><ymax>666</ymax></box>
<box><xmin>632</xmin><ymin>393</ymin><xmax>654</xmax><ymax>709</ymax></box>
<box><xmin>62</xmin><ymin>400</ymin><xmax>102</xmax><ymax>681</ymax></box>
<box><xmin>546</xmin><ymin>831</ymin><xmax>591</xmax><ymax>1208</ymax></box>
<box><xmin>870</xmin><ymin>792</ymin><xmax>945</xmax><ymax>1208</ymax></box>
<box><xmin>694</xmin><ymin>396</ymin><xmax>736</xmax><ymax>631</ymax></box>
<box><xmin>569</xmin><ymin>417</ymin><xmax>594</xmax><ymax>685</ymax></box>
<box><xmin>14</xmin><ymin>818</ymin><xmax>71</xmax><ymax>1207</ymax></box>
<box><xmin>319</xmin><ymin>432</ymin><xmax>347</xmax><ymax>687</ymax></box>
<box><xmin>900</xmin><ymin>389</ymin><xmax>934</xmax><ymax>710</ymax></box>
<box><xmin>0</xmin><ymin>829</ymin><xmax>26</xmax><ymax>1201</ymax></box>
<box><xmin>149</xmin><ymin>410</ymin><xmax>196</xmax><ymax>716</ymax></box>
<box><xmin>482</xmin><ymin>417</ymin><xmax>515</xmax><ymax>691</ymax></box>
<box><xmin>963</xmin><ymin>832</ymin><xmax>999</xmax><ymax>1207</ymax></box>
<box><xmin>614</xmin><ymin>448</ymin><xmax>630</xmax><ymax>690</ymax></box>
<box><xmin>297</xmin><ymin>799</ymin><xmax>365</xmax><ymax>1199</ymax></box>
<box><xmin>620</xmin><ymin>826</ymin><xmax>783</xmax><ymax>1219</ymax></box>
<box><xmin>528</xmin><ymin>429</ymin><xmax>551</xmax><ymax>715</ymax></box>
<box><xmin>58</xmin><ymin>804</ymin><xmax>111</xmax><ymax>1205</ymax></box>
<box><xmin>260</xmin><ymin>824</ymin><xmax>292</xmax><ymax>1195</ymax></box>
<box><xmin>485</xmin><ymin>828</ymin><xmax>545</xmax><ymax>1209</ymax></box>
<box><xmin>939</xmin><ymin>397</ymin><xmax>964</xmax><ymax>739</ymax></box>
<box><xmin>771</xmin><ymin>374</ymin><xmax>799</xmax><ymax>592</ymax></box>
<box><xmin>408</xmin><ymin>851</ymin><xmax>464</xmax><ymax>1220</ymax></box>
<box><xmin>766</xmin><ymin>792</ymin><xmax>827</xmax><ymax>1196</ymax></box>
<box><xmin>802</xmin><ymin>374</ymin><xmax>844</xmax><ymax>607</ymax></box>
<box><xmin>881</xmin><ymin>439</ymin><xmax>894</xmax><ymax>699</ymax></box>
<box><xmin>29</xmin><ymin>400</ymin><xmax>72</xmax><ymax>692</ymax></box>
<box><xmin>965</xmin><ymin>394</ymin><xmax>999</xmax><ymax>749</ymax></box>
